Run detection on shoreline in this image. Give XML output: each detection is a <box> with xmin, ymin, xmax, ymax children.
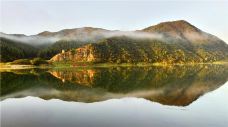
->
<box><xmin>0</xmin><ymin>65</ymin><xmax>36</xmax><ymax>70</ymax></box>
<box><xmin>1</xmin><ymin>61</ymin><xmax>228</xmax><ymax>70</ymax></box>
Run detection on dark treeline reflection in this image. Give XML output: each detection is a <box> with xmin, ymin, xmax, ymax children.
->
<box><xmin>1</xmin><ymin>64</ymin><xmax>228</xmax><ymax>106</ymax></box>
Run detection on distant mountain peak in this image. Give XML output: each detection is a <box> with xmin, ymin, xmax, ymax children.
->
<box><xmin>142</xmin><ymin>20</ymin><xmax>200</xmax><ymax>34</ymax></box>
<box><xmin>37</xmin><ymin>31</ymin><xmax>53</xmax><ymax>36</ymax></box>
<box><xmin>141</xmin><ymin>20</ymin><xmax>222</xmax><ymax>44</ymax></box>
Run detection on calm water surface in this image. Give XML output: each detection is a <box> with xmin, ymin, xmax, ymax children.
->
<box><xmin>1</xmin><ymin>65</ymin><xmax>228</xmax><ymax>127</ymax></box>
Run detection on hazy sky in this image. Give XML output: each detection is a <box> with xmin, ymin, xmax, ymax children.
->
<box><xmin>1</xmin><ymin>0</ymin><xmax>228</xmax><ymax>43</ymax></box>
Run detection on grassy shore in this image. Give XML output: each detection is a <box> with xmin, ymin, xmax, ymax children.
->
<box><xmin>0</xmin><ymin>63</ymin><xmax>49</xmax><ymax>70</ymax></box>
<box><xmin>0</xmin><ymin>63</ymin><xmax>35</xmax><ymax>70</ymax></box>
<box><xmin>50</xmin><ymin>61</ymin><xmax>228</xmax><ymax>68</ymax></box>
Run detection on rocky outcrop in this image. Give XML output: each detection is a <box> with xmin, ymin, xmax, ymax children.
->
<box><xmin>50</xmin><ymin>44</ymin><xmax>103</xmax><ymax>63</ymax></box>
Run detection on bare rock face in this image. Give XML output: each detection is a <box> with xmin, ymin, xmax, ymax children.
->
<box><xmin>50</xmin><ymin>44</ymin><xmax>102</xmax><ymax>63</ymax></box>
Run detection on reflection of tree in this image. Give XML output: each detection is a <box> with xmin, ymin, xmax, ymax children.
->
<box><xmin>1</xmin><ymin>64</ymin><xmax>228</xmax><ymax>106</ymax></box>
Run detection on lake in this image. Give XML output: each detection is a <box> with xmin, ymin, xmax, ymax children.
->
<box><xmin>1</xmin><ymin>64</ymin><xmax>228</xmax><ymax>127</ymax></box>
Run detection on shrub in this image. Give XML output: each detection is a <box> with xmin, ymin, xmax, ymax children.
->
<box><xmin>30</xmin><ymin>58</ymin><xmax>48</xmax><ymax>65</ymax></box>
<box><xmin>11</xmin><ymin>59</ymin><xmax>31</xmax><ymax>65</ymax></box>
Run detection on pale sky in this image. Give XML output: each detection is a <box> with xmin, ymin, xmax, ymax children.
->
<box><xmin>0</xmin><ymin>0</ymin><xmax>228</xmax><ymax>43</ymax></box>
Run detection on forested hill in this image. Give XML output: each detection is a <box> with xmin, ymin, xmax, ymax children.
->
<box><xmin>51</xmin><ymin>36</ymin><xmax>228</xmax><ymax>64</ymax></box>
<box><xmin>0</xmin><ymin>27</ymin><xmax>107</xmax><ymax>61</ymax></box>
<box><xmin>0</xmin><ymin>37</ymin><xmax>38</xmax><ymax>62</ymax></box>
<box><xmin>51</xmin><ymin>20</ymin><xmax>228</xmax><ymax>64</ymax></box>
<box><xmin>1</xmin><ymin>20</ymin><xmax>228</xmax><ymax>63</ymax></box>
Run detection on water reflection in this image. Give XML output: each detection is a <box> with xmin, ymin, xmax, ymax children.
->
<box><xmin>1</xmin><ymin>64</ymin><xmax>228</xmax><ymax>106</ymax></box>
<box><xmin>49</xmin><ymin>69</ymin><xmax>96</xmax><ymax>86</ymax></box>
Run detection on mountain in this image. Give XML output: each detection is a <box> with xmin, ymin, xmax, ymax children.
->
<box><xmin>0</xmin><ymin>27</ymin><xmax>110</xmax><ymax>61</ymax></box>
<box><xmin>142</xmin><ymin>20</ymin><xmax>227</xmax><ymax>47</ymax></box>
<box><xmin>36</xmin><ymin>27</ymin><xmax>111</xmax><ymax>59</ymax></box>
<box><xmin>142</xmin><ymin>20</ymin><xmax>201</xmax><ymax>37</ymax></box>
<box><xmin>50</xmin><ymin>20</ymin><xmax>228</xmax><ymax>64</ymax></box>
<box><xmin>37</xmin><ymin>27</ymin><xmax>109</xmax><ymax>40</ymax></box>
<box><xmin>1</xmin><ymin>20</ymin><xmax>228</xmax><ymax>63</ymax></box>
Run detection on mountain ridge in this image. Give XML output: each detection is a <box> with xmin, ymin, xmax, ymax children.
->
<box><xmin>1</xmin><ymin>20</ymin><xmax>227</xmax><ymax>46</ymax></box>
<box><xmin>1</xmin><ymin>20</ymin><xmax>228</xmax><ymax>63</ymax></box>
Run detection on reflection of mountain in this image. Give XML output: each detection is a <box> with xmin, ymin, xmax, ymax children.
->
<box><xmin>49</xmin><ymin>69</ymin><xmax>96</xmax><ymax>86</ymax></box>
<box><xmin>1</xmin><ymin>64</ymin><xmax>228</xmax><ymax>106</ymax></box>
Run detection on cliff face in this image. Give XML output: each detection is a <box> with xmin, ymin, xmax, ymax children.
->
<box><xmin>50</xmin><ymin>44</ymin><xmax>103</xmax><ymax>63</ymax></box>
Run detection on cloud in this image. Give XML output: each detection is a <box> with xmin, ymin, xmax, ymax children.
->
<box><xmin>1</xmin><ymin>30</ymin><xmax>166</xmax><ymax>47</ymax></box>
<box><xmin>0</xmin><ymin>33</ymin><xmax>58</xmax><ymax>46</ymax></box>
<box><xmin>102</xmin><ymin>31</ymin><xmax>164</xmax><ymax>40</ymax></box>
